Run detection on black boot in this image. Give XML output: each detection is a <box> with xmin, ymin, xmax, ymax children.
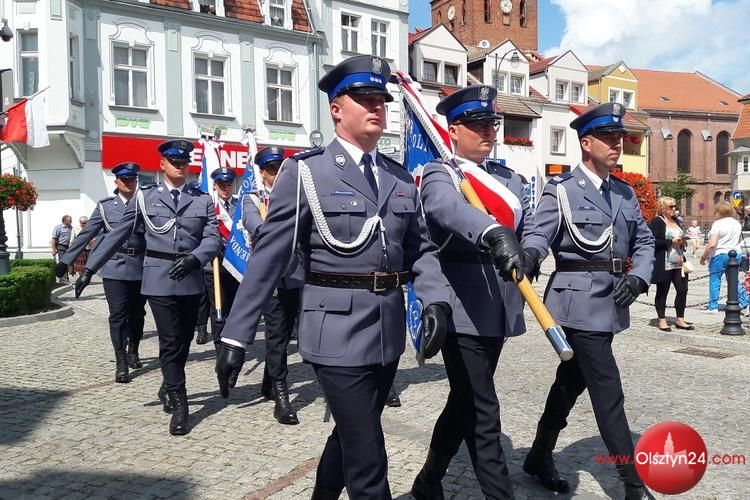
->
<box><xmin>126</xmin><ymin>340</ymin><xmax>142</xmax><ymax>369</ymax></box>
<box><xmin>260</xmin><ymin>369</ymin><xmax>272</xmax><ymax>400</ymax></box>
<box><xmin>157</xmin><ymin>384</ymin><xmax>173</xmax><ymax>413</ymax></box>
<box><xmin>195</xmin><ymin>325</ymin><xmax>209</xmax><ymax>345</ymax></box>
<box><xmin>411</xmin><ymin>448</ymin><xmax>452</xmax><ymax>500</ymax></box>
<box><xmin>616</xmin><ymin>464</ymin><xmax>656</xmax><ymax>500</ymax></box>
<box><xmin>385</xmin><ymin>388</ymin><xmax>401</xmax><ymax>407</ymax></box>
<box><xmin>168</xmin><ymin>389</ymin><xmax>189</xmax><ymax>436</ymax></box>
<box><xmin>114</xmin><ymin>350</ymin><xmax>130</xmax><ymax>383</ymax></box>
<box><xmin>310</xmin><ymin>483</ymin><xmax>341</xmax><ymax>500</ymax></box>
<box><xmin>523</xmin><ymin>424</ymin><xmax>570</xmax><ymax>493</ymax></box>
<box><xmin>272</xmin><ymin>380</ymin><xmax>299</xmax><ymax>425</ymax></box>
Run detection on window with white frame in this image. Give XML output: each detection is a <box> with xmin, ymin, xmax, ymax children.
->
<box><xmin>266</xmin><ymin>66</ymin><xmax>293</xmax><ymax>122</ymax></box>
<box><xmin>444</xmin><ymin>64</ymin><xmax>459</xmax><ymax>86</ymax></box>
<box><xmin>18</xmin><ymin>30</ymin><xmax>39</xmax><ymax>96</ymax></box>
<box><xmin>555</xmin><ymin>80</ymin><xmax>568</xmax><ymax>101</ymax></box>
<box><xmin>371</xmin><ymin>20</ymin><xmax>388</xmax><ymax>58</ymax></box>
<box><xmin>551</xmin><ymin>127</ymin><xmax>565</xmax><ymax>154</ymax></box>
<box><xmin>423</xmin><ymin>61</ymin><xmax>438</xmax><ymax>82</ymax></box>
<box><xmin>113</xmin><ymin>44</ymin><xmax>148</xmax><ymax>107</ymax></box>
<box><xmin>492</xmin><ymin>71</ymin><xmax>506</xmax><ymax>92</ymax></box>
<box><xmin>510</xmin><ymin>75</ymin><xmax>524</xmax><ymax>95</ymax></box>
<box><xmin>269</xmin><ymin>0</ymin><xmax>287</xmax><ymax>27</ymax></box>
<box><xmin>571</xmin><ymin>83</ymin><xmax>583</xmax><ymax>103</ymax></box>
<box><xmin>623</xmin><ymin>90</ymin><xmax>634</xmax><ymax>109</ymax></box>
<box><xmin>198</xmin><ymin>0</ymin><xmax>217</xmax><ymax>15</ymax></box>
<box><xmin>68</xmin><ymin>35</ymin><xmax>81</xmax><ymax>101</ymax></box>
<box><xmin>194</xmin><ymin>55</ymin><xmax>225</xmax><ymax>114</ymax></box>
<box><xmin>609</xmin><ymin>88</ymin><xmax>621</xmax><ymax>103</ymax></box>
<box><xmin>742</xmin><ymin>156</ymin><xmax>750</xmax><ymax>174</ymax></box>
<box><xmin>341</xmin><ymin>14</ymin><xmax>360</xmax><ymax>53</ymax></box>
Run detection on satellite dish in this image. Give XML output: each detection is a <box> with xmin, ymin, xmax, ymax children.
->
<box><xmin>478</xmin><ymin>40</ymin><xmax>491</xmax><ymax>49</ymax></box>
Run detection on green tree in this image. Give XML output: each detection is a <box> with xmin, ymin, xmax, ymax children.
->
<box><xmin>658</xmin><ymin>173</ymin><xmax>696</xmax><ymax>208</ymax></box>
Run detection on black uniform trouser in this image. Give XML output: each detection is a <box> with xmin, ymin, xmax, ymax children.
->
<box><xmin>262</xmin><ymin>287</ymin><xmax>301</xmax><ymax>382</ymax></box>
<box><xmin>102</xmin><ymin>278</ymin><xmax>146</xmax><ymax>352</ymax></box>
<box><xmin>539</xmin><ymin>328</ymin><xmax>635</xmax><ymax>459</ymax></box>
<box><xmin>147</xmin><ymin>294</ymin><xmax>201</xmax><ymax>392</ymax></box>
<box><xmin>196</xmin><ymin>289</ymin><xmax>210</xmax><ymax>328</ymax></box>
<box><xmin>429</xmin><ymin>333</ymin><xmax>513</xmax><ymax>500</ymax></box>
<box><xmin>204</xmin><ymin>267</ymin><xmax>240</xmax><ymax>339</ymax></box>
<box><xmin>313</xmin><ymin>360</ymin><xmax>398</xmax><ymax>499</ymax></box>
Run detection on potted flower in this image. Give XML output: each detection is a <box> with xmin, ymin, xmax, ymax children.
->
<box><xmin>0</xmin><ymin>174</ymin><xmax>38</xmax><ymax>211</ymax></box>
<box><xmin>504</xmin><ymin>135</ymin><xmax>534</xmax><ymax>147</ymax></box>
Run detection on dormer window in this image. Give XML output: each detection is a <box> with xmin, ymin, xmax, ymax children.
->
<box><xmin>199</xmin><ymin>0</ymin><xmax>216</xmax><ymax>15</ymax></box>
<box><xmin>266</xmin><ymin>0</ymin><xmax>291</xmax><ymax>29</ymax></box>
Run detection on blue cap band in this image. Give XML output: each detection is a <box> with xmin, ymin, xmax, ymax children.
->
<box><xmin>257</xmin><ymin>152</ymin><xmax>283</xmax><ymax>167</ymax></box>
<box><xmin>446</xmin><ymin>100</ymin><xmax>494</xmax><ymax>123</ymax></box>
<box><xmin>162</xmin><ymin>147</ymin><xmax>187</xmax><ymax>158</ymax></box>
<box><xmin>577</xmin><ymin>114</ymin><xmax>622</xmax><ymax>137</ymax></box>
<box><xmin>328</xmin><ymin>72</ymin><xmax>386</xmax><ymax>101</ymax></box>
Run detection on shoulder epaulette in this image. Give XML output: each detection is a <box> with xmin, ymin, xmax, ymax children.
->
<box><xmin>292</xmin><ymin>147</ymin><xmax>325</xmax><ymax>160</ymax></box>
<box><xmin>139</xmin><ymin>184</ymin><xmax>157</xmax><ymax>190</ymax></box>
<box><xmin>548</xmin><ymin>172</ymin><xmax>573</xmax><ymax>185</ymax></box>
<box><xmin>99</xmin><ymin>196</ymin><xmax>115</xmax><ymax>203</ymax></box>
<box><xmin>488</xmin><ymin>160</ymin><xmax>515</xmax><ymax>173</ymax></box>
<box><xmin>610</xmin><ymin>175</ymin><xmax>629</xmax><ymax>186</ymax></box>
<box><xmin>381</xmin><ymin>154</ymin><xmax>406</xmax><ymax>170</ymax></box>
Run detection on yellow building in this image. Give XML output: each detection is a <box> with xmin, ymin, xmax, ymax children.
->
<box><xmin>587</xmin><ymin>61</ymin><xmax>650</xmax><ymax>175</ymax></box>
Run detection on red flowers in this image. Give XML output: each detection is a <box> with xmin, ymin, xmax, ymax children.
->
<box><xmin>504</xmin><ymin>136</ymin><xmax>533</xmax><ymax>147</ymax></box>
<box><xmin>611</xmin><ymin>171</ymin><xmax>658</xmax><ymax>222</ymax></box>
<box><xmin>0</xmin><ymin>174</ymin><xmax>38</xmax><ymax>211</ymax></box>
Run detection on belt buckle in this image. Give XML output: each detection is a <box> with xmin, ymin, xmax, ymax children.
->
<box><xmin>127</xmin><ymin>248</ymin><xmax>135</xmax><ymax>256</ymax></box>
<box><xmin>371</xmin><ymin>271</ymin><xmax>390</xmax><ymax>292</ymax></box>
<box><xmin>612</xmin><ymin>258</ymin><xmax>623</xmax><ymax>273</ymax></box>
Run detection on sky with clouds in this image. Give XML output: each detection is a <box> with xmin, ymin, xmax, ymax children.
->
<box><xmin>410</xmin><ymin>0</ymin><xmax>750</xmax><ymax>95</ymax></box>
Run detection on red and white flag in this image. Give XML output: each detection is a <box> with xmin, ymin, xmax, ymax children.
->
<box><xmin>1</xmin><ymin>89</ymin><xmax>49</xmax><ymax>148</ymax></box>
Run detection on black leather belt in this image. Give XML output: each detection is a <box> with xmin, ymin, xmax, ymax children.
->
<box><xmin>117</xmin><ymin>247</ymin><xmax>144</xmax><ymax>256</ymax></box>
<box><xmin>57</xmin><ymin>244</ymin><xmax>69</xmax><ymax>250</ymax></box>
<box><xmin>556</xmin><ymin>259</ymin><xmax>624</xmax><ymax>273</ymax></box>
<box><xmin>439</xmin><ymin>251</ymin><xmax>493</xmax><ymax>265</ymax></box>
<box><xmin>307</xmin><ymin>271</ymin><xmax>412</xmax><ymax>292</ymax></box>
<box><xmin>145</xmin><ymin>250</ymin><xmax>189</xmax><ymax>261</ymax></box>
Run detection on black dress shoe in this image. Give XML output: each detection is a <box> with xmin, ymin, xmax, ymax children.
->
<box><xmin>272</xmin><ymin>380</ymin><xmax>299</xmax><ymax>425</ymax></box>
<box><xmin>195</xmin><ymin>325</ymin><xmax>210</xmax><ymax>345</ymax></box>
<box><xmin>675</xmin><ymin>324</ymin><xmax>695</xmax><ymax>330</ymax></box>
<box><xmin>168</xmin><ymin>389</ymin><xmax>189</xmax><ymax>436</ymax></box>
<box><xmin>158</xmin><ymin>384</ymin><xmax>173</xmax><ymax>413</ymax></box>
<box><xmin>523</xmin><ymin>424</ymin><xmax>570</xmax><ymax>493</ymax></box>
<box><xmin>385</xmin><ymin>389</ymin><xmax>401</xmax><ymax>408</ymax></box>
<box><xmin>114</xmin><ymin>350</ymin><xmax>130</xmax><ymax>383</ymax></box>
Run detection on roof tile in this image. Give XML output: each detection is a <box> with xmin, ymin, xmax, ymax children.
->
<box><xmin>224</xmin><ymin>0</ymin><xmax>263</xmax><ymax>22</ymax></box>
<box><xmin>529</xmin><ymin>56</ymin><xmax>557</xmax><ymax>75</ymax></box>
<box><xmin>733</xmin><ymin>103</ymin><xmax>750</xmax><ymax>139</ymax></box>
<box><xmin>631</xmin><ymin>69</ymin><xmax>742</xmax><ymax>115</ymax></box>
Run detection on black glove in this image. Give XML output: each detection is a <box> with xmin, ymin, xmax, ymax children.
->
<box><xmin>54</xmin><ymin>262</ymin><xmax>69</xmax><ymax>278</ymax></box>
<box><xmin>216</xmin><ymin>342</ymin><xmax>246</xmax><ymax>398</ymax></box>
<box><xmin>613</xmin><ymin>275</ymin><xmax>647</xmax><ymax>308</ymax></box>
<box><xmin>421</xmin><ymin>302</ymin><xmax>451</xmax><ymax>359</ymax></box>
<box><xmin>522</xmin><ymin>248</ymin><xmax>544</xmax><ymax>282</ymax></box>
<box><xmin>483</xmin><ymin>226</ymin><xmax>525</xmax><ymax>282</ymax></box>
<box><xmin>168</xmin><ymin>254</ymin><xmax>201</xmax><ymax>281</ymax></box>
<box><xmin>74</xmin><ymin>269</ymin><xmax>93</xmax><ymax>298</ymax></box>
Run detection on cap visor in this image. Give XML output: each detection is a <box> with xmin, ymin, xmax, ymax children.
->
<box><xmin>587</xmin><ymin>125</ymin><xmax>626</xmax><ymax>135</ymax></box>
<box><xmin>457</xmin><ymin>111</ymin><xmax>503</xmax><ymax>123</ymax></box>
<box><xmin>344</xmin><ymin>87</ymin><xmax>394</xmax><ymax>102</ymax></box>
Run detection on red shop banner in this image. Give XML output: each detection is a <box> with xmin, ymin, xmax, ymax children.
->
<box><xmin>101</xmin><ymin>133</ymin><xmax>302</xmax><ymax>173</ymax></box>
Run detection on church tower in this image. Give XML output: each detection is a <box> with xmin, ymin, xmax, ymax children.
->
<box><xmin>430</xmin><ymin>0</ymin><xmax>538</xmax><ymax>52</ymax></box>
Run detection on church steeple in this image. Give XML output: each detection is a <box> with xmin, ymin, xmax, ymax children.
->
<box><xmin>430</xmin><ymin>0</ymin><xmax>538</xmax><ymax>52</ymax></box>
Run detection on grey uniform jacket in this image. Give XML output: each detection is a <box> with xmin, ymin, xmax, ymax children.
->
<box><xmin>86</xmin><ymin>183</ymin><xmax>221</xmax><ymax>296</ymax></box>
<box><xmin>61</xmin><ymin>196</ymin><xmax>146</xmax><ymax>281</ymax></box>
<box><xmin>221</xmin><ymin>139</ymin><xmax>450</xmax><ymax>367</ymax></box>
<box><xmin>202</xmin><ymin>195</ymin><xmax>238</xmax><ymax>272</ymax></box>
<box><xmin>420</xmin><ymin>160</ymin><xmax>548</xmax><ymax>338</ymax></box>
<box><xmin>533</xmin><ymin>165</ymin><xmax>655</xmax><ymax>333</ymax></box>
<box><xmin>241</xmin><ymin>193</ymin><xmax>304</xmax><ymax>290</ymax></box>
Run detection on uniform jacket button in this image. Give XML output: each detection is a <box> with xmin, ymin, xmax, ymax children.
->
<box><xmin>319</xmin><ymin>302</ymin><xmax>324</xmax><ymax>308</ymax></box>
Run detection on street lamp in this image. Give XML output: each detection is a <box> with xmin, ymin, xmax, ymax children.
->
<box><xmin>0</xmin><ymin>21</ymin><xmax>13</xmax><ymax>273</ymax></box>
<box><xmin>492</xmin><ymin>49</ymin><xmax>520</xmax><ymax>158</ymax></box>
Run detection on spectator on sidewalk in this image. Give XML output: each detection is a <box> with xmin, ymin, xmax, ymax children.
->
<box><xmin>700</xmin><ymin>202</ymin><xmax>750</xmax><ymax>312</ymax></box>
<box><xmin>51</xmin><ymin>215</ymin><xmax>73</xmax><ymax>283</ymax></box>
<box><xmin>686</xmin><ymin>220</ymin><xmax>702</xmax><ymax>256</ymax></box>
<box><xmin>742</xmin><ymin>205</ymin><xmax>750</xmax><ymax>231</ymax></box>
<box><xmin>71</xmin><ymin>216</ymin><xmax>95</xmax><ymax>276</ymax></box>
<box><xmin>649</xmin><ymin>197</ymin><xmax>692</xmax><ymax>331</ymax></box>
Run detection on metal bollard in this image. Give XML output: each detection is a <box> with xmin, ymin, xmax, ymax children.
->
<box><xmin>721</xmin><ymin>250</ymin><xmax>746</xmax><ymax>335</ymax></box>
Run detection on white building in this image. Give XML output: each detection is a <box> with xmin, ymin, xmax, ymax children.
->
<box><xmin>0</xmin><ymin>0</ymin><xmax>319</xmax><ymax>258</ymax></box>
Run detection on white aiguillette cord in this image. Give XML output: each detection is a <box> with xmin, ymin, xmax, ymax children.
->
<box><xmin>556</xmin><ymin>183</ymin><xmax>612</xmax><ymax>253</ymax></box>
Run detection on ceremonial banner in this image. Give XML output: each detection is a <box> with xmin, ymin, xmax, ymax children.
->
<box><xmin>221</xmin><ymin>130</ymin><xmax>259</xmax><ymax>281</ymax></box>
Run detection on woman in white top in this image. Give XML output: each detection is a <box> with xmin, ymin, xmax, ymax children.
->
<box><xmin>700</xmin><ymin>202</ymin><xmax>749</xmax><ymax>311</ymax></box>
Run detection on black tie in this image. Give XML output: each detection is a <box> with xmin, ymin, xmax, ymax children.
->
<box><xmin>224</xmin><ymin>200</ymin><xmax>230</xmax><ymax>212</ymax></box>
<box><xmin>601</xmin><ymin>180</ymin><xmax>611</xmax><ymax>208</ymax></box>
<box><xmin>171</xmin><ymin>189</ymin><xmax>180</xmax><ymax>208</ymax></box>
<box><xmin>362</xmin><ymin>154</ymin><xmax>378</xmax><ymax>197</ymax></box>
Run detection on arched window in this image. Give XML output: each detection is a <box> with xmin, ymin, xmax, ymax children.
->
<box><xmin>714</xmin><ymin>191</ymin><xmax>722</xmax><ymax>205</ymax></box>
<box><xmin>484</xmin><ymin>0</ymin><xmax>491</xmax><ymax>22</ymax></box>
<box><xmin>520</xmin><ymin>0</ymin><xmax>527</xmax><ymax>26</ymax></box>
<box><xmin>677</xmin><ymin>129</ymin><xmax>691</xmax><ymax>173</ymax></box>
<box><xmin>685</xmin><ymin>194</ymin><xmax>693</xmax><ymax>215</ymax></box>
<box><xmin>724</xmin><ymin>191</ymin><xmax>731</xmax><ymax>202</ymax></box>
<box><xmin>437</xmin><ymin>10</ymin><xmax>442</xmax><ymax>24</ymax></box>
<box><xmin>716</xmin><ymin>131</ymin><xmax>730</xmax><ymax>174</ymax></box>
<box><xmin>461</xmin><ymin>0</ymin><xmax>466</xmax><ymax>25</ymax></box>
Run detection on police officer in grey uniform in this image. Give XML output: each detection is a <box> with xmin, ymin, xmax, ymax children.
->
<box><xmin>216</xmin><ymin>55</ymin><xmax>471</xmax><ymax>499</ymax></box>
<box><xmin>524</xmin><ymin>103</ymin><xmax>655</xmax><ymax>499</ymax></box>
<box><xmin>55</xmin><ymin>162</ymin><xmax>147</xmax><ymax>383</ymax></box>
<box><xmin>242</xmin><ymin>146</ymin><xmax>304</xmax><ymax>425</ymax></box>
<box><xmin>196</xmin><ymin>167</ymin><xmax>240</xmax><ymax>345</ymax></box>
<box><xmin>77</xmin><ymin>140</ymin><xmax>220</xmax><ymax>436</ymax></box>
<box><xmin>412</xmin><ymin>86</ymin><xmax>547</xmax><ymax>500</ymax></box>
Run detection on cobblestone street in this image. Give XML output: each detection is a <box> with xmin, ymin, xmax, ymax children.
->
<box><xmin>1</xmin><ymin>258</ymin><xmax>749</xmax><ymax>499</ymax></box>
